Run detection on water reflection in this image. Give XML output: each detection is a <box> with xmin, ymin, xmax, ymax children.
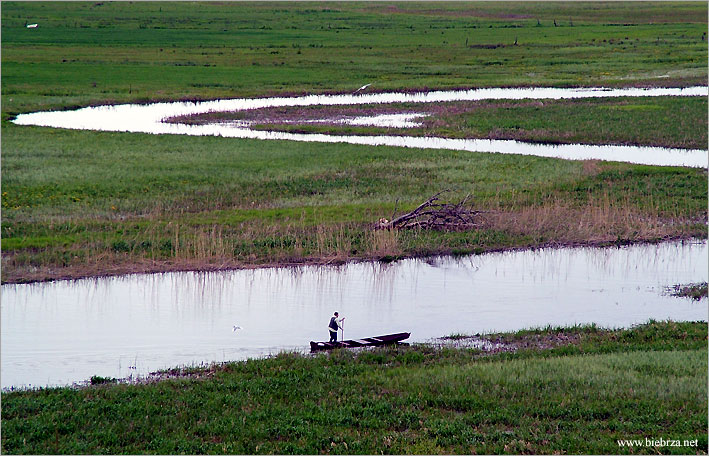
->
<box><xmin>13</xmin><ymin>87</ymin><xmax>708</xmax><ymax>167</ymax></box>
<box><xmin>2</xmin><ymin>240</ymin><xmax>706</xmax><ymax>389</ymax></box>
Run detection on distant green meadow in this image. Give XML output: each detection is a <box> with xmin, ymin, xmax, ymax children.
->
<box><xmin>1</xmin><ymin>2</ymin><xmax>707</xmax><ymax>283</ymax></box>
<box><xmin>2</xmin><ymin>2</ymin><xmax>706</xmax><ymax>115</ymax></box>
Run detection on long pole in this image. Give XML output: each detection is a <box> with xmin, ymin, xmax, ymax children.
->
<box><xmin>340</xmin><ymin>318</ymin><xmax>345</xmax><ymax>342</ymax></box>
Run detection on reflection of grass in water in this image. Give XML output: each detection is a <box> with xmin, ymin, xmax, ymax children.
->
<box><xmin>1</xmin><ymin>321</ymin><xmax>706</xmax><ymax>454</ymax></box>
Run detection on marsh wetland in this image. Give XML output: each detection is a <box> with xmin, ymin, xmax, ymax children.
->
<box><xmin>1</xmin><ymin>2</ymin><xmax>707</xmax><ymax>454</ymax></box>
<box><xmin>3</xmin><ymin>2</ymin><xmax>708</xmax><ymax>285</ymax></box>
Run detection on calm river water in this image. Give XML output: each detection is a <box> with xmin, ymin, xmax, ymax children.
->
<box><xmin>12</xmin><ymin>86</ymin><xmax>708</xmax><ymax>167</ymax></box>
<box><xmin>2</xmin><ymin>240</ymin><xmax>706</xmax><ymax>389</ymax></box>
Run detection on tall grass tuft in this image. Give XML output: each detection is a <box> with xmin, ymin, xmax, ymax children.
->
<box><xmin>369</xmin><ymin>227</ymin><xmax>400</xmax><ymax>258</ymax></box>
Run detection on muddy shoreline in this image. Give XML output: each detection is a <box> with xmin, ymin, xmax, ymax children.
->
<box><xmin>3</xmin><ymin>234</ymin><xmax>701</xmax><ymax>286</ymax></box>
<box><xmin>65</xmin><ymin>328</ymin><xmax>592</xmax><ymax>389</ymax></box>
<box><xmin>70</xmin><ymin>320</ymin><xmax>676</xmax><ymax>390</ymax></box>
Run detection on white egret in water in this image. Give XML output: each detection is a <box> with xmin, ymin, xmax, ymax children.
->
<box><xmin>353</xmin><ymin>83</ymin><xmax>372</xmax><ymax>94</ymax></box>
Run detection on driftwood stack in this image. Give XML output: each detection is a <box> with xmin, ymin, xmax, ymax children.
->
<box><xmin>376</xmin><ymin>191</ymin><xmax>484</xmax><ymax>231</ymax></box>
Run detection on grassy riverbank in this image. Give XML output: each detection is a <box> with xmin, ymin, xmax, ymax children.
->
<box><xmin>2</xmin><ymin>321</ymin><xmax>706</xmax><ymax>454</ymax></box>
<box><xmin>2</xmin><ymin>2</ymin><xmax>707</xmax><ymax>283</ymax></box>
<box><xmin>2</xmin><ymin>125</ymin><xmax>706</xmax><ymax>283</ymax></box>
<box><xmin>222</xmin><ymin>96</ymin><xmax>708</xmax><ymax>150</ymax></box>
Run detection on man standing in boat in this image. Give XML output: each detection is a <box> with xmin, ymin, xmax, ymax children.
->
<box><xmin>329</xmin><ymin>312</ymin><xmax>344</xmax><ymax>343</ymax></box>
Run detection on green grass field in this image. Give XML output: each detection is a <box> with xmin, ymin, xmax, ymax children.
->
<box><xmin>2</xmin><ymin>321</ymin><xmax>706</xmax><ymax>454</ymax></box>
<box><xmin>1</xmin><ymin>2</ymin><xmax>707</xmax><ymax>284</ymax></box>
<box><xmin>2</xmin><ymin>2</ymin><xmax>707</xmax><ymax>115</ymax></box>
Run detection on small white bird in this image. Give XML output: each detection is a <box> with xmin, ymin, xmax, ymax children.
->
<box><xmin>353</xmin><ymin>83</ymin><xmax>372</xmax><ymax>94</ymax></box>
<box><xmin>232</xmin><ymin>325</ymin><xmax>242</xmax><ymax>331</ymax></box>
<box><xmin>26</xmin><ymin>23</ymin><xmax>38</xmax><ymax>28</ymax></box>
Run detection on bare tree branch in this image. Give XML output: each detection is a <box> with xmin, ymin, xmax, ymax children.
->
<box><xmin>375</xmin><ymin>191</ymin><xmax>486</xmax><ymax>232</ymax></box>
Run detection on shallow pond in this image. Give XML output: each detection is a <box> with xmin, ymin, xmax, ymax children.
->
<box><xmin>13</xmin><ymin>86</ymin><xmax>708</xmax><ymax>167</ymax></box>
<box><xmin>2</xmin><ymin>240</ymin><xmax>706</xmax><ymax>389</ymax></box>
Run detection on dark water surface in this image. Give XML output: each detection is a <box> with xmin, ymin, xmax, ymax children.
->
<box><xmin>2</xmin><ymin>240</ymin><xmax>706</xmax><ymax>389</ymax></box>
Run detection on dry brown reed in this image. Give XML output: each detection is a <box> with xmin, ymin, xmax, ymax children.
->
<box><xmin>2</xmin><ymin>193</ymin><xmax>704</xmax><ymax>284</ymax></box>
<box><xmin>488</xmin><ymin>192</ymin><xmax>695</xmax><ymax>244</ymax></box>
<box><xmin>368</xmin><ymin>227</ymin><xmax>400</xmax><ymax>257</ymax></box>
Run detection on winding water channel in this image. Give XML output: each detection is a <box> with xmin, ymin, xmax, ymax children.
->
<box><xmin>2</xmin><ymin>240</ymin><xmax>706</xmax><ymax>389</ymax></box>
<box><xmin>5</xmin><ymin>87</ymin><xmax>708</xmax><ymax>388</ymax></box>
<box><xmin>12</xmin><ymin>86</ymin><xmax>708</xmax><ymax>167</ymax></box>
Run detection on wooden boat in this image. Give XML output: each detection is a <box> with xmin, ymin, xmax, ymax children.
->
<box><xmin>310</xmin><ymin>332</ymin><xmax>410</xmax><ymax>351</ymax></box>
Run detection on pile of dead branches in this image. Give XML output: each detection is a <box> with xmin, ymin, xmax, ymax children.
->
<box><xmin>376</xmin><ymin>191</ymin><xmax>485</xmax><ymax>231</ymax></box>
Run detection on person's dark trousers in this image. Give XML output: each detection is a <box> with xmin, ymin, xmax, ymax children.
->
<box><xmin>329</xmin><ymin>331</ymin><xmax>338</xmax><ymax>342</ymax></box>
